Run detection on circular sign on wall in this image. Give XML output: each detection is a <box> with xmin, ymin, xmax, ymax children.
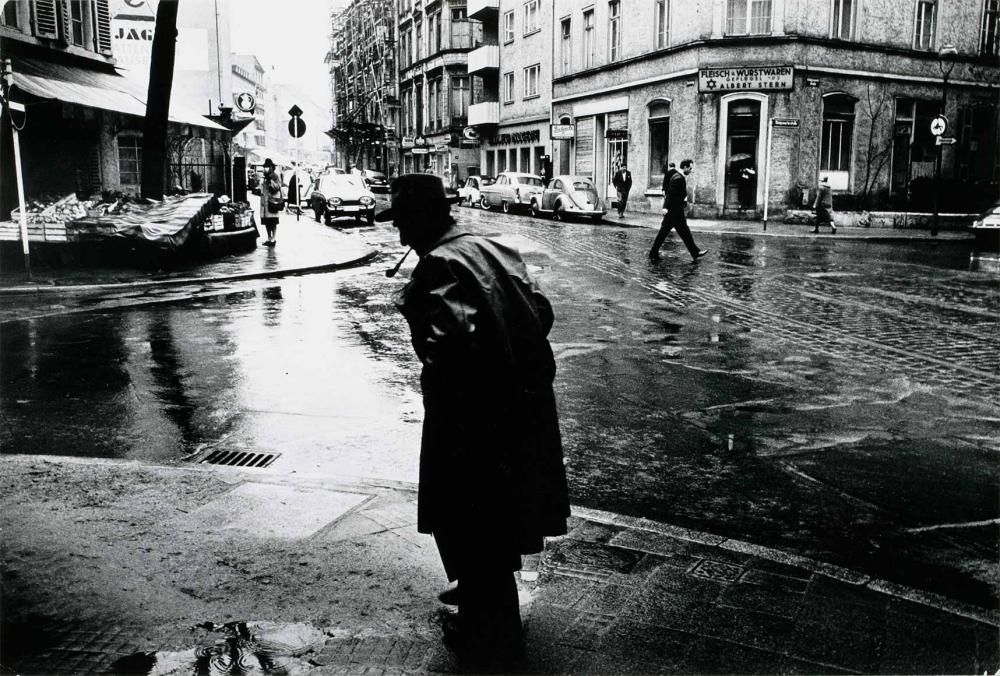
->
<box><xmin>929</xmin><ymin>115</ymin><xmax>948</xmax><ymax>137</ymax></box>
<box><xmin>235</xmin><ymin>92</ymin><xmax>256</xmax><ymax>113</ymax></box>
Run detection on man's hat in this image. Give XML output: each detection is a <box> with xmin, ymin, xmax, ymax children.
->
<box><xmin>374</xmin><ymin>174</ymin><xmax>461</xmax><ymax>223</ymax></box>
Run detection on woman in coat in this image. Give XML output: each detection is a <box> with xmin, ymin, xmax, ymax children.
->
<box><xmin>260</xmin><ymin>158</ymin><xmax>283</xmax><ymax>246</ymax></box>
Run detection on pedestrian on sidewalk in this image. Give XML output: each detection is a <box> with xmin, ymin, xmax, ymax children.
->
<box><xmin>649</xmin><ymin>159</ymin><xmax>709</xmax><ymax>262</ymax></box>
<box><xmin>260</xmin><ymin>158</ymin><xmax>283</xmax><ymax>246</ymax></box>
<box><xmin>380</xmin><ymin>174</ymin><xmax>570</xmax><ymax>669</ymax></box>
<box><xmin>813</xmin><ymin>176</ymin><xmax>837</xmax><ymax>234</ymax></box>
<box><xmin>612</xmin><ymin>163</ymin><xmax>633</xmax><ymax>218</ymax></box>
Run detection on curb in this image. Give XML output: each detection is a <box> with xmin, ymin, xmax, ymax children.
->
<box><xmin>5</xmin><ymin>453</ymin><xmax>995</xmax><ymax>629</ymax></box>
<box><xmin>0</xmin><ymin>250</ymin><xmax>380</xmax><ymax>295</ymax></box>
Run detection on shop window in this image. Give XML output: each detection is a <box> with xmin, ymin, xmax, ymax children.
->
<box><xmin>575</xmin><ymin>117</ymin><xmax>594</xmax><ymax>176</ymax></box>
<box><xmin>982</xmin><ymin>0</ymin><xmax>1000</xmax><ymax>56</ymax></box>
<box><xmin>608</xmin><ymin>0</ymin><xmax>622</xmax><ymax>61</ymax></box>
<box><xmin>520</xmin><ymin>147</ymin><xmax>531</xmax><ymax>173</ymax></box>
<box><xmin>820</xmin><ymin>94</ymin><xmax>856</xmax><ymax>190</ymax></box>
<box><xmin>913</xmin><ymin>0</ymin><xmax>936</xmax><ymax>51</ymax></box>
<box><xmin>503</xmin><ymin>10</ymin><xmax>514</xmax><ymax>43</ymax></box>
<box><xmin>725</xmin><ymin>0</ymin><xmax>772</xmax><ymax>35</ymax></box>
<box><xmin>654</xmin><ymin>0</ymin><xmax>670</xmax><ymax>48</ymax></box>
<box><xmin>560</xmin><ymin>18</ymin><xmax>572</xmax><ymax>75</ymax></box>
<box><xmin>647</xmin><ymin>100</ymin><xmax>670</xmax><ymax>185</ymax></box>
<box><xmin>830</xmin><ymin>0</ymin><xmax>854</xmax><ymax>40</ymax></box>
<box><xmin>503</xmin><ymin>72</ymin><xmax>515</xmax><ymax>103</ymax></box>
<box><xmin>890</xmin><ymin>98</ymin><xmax>939</xmax><ymax>195</ymax></box>
<box><xmin>523</xmin><ymin>64</ymin><xmax>540</xmax><ymax>98</ymax></box>
<box><xmin>605</xmin><ymin>111</ymin><xmax>629</xmax><ymax>191</ymax></box>
<box><xmin>118</xmin><ymin>135</ymin><xmax>142</xmax><ymax>186</ymax></box>
<box><xmin>523</xmin><ymin>0</ymin><xmax>539</xmax><ymax>35</ymax></box>
<box><xmin>583</xmin><ymin>9</ymin><xmax>595</xmax><ymax>68</ymax></box>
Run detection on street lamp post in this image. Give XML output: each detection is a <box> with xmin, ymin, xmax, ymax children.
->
<box><xmin>932</xmin><ymin>44</ymin><xmax>958</xmax><ymax>236</ymax></box>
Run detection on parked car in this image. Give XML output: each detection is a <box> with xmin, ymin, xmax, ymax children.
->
<box><xmin>528</xmin><ymin>175</ymin><xmax>606</xmax><ymax>222</ymax></box>
<box><xmin>479</xmin><ymin>172</ymin><xmax>545</xmax><ymax>213</ymax></box>
<box><xmin>360</xmin><ymin>169</ymin><xmax>389</xmax><ymax>193</ymax></box>
<box><xmin>309</xmin><ymin>174</ymin><xmax>377</xmax><ymax>225</ymax></box>
<box><xmin>458</xmin><ymin>175</ymin><xmax>492</xmax><ymax>207</ymax></box>
<box><xmin>972</xmin><ymin>199</ymin><xmax>1000</xmax><ymax>250</ymax></box>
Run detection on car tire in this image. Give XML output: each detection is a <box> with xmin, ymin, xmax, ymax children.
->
<box><xmin>324</xmin><ymin>214</ymin><xmax>333</xmax><ymax>226</ymax></box>
<box><xmin>530</xmin><ymin>200</ymin><xmax>540</xmax><ymax>218</ymax></box>
<box><xmin>366</xmin><ymin>213</ymin><xmax>375</xmax><ymax>225</ymax></box>
<box><xmin>480</xmin><ymin>195</ymin><xmax>490</xmax><ymax>210</ymax></box>
<box><xmin>502</xmin><ymin>200</ymin><xmax>511</xmax><ymax>214</ymax></box>
<box><xmin>553</xmin><ymin>202</ymin><xmax>564</xmax><ymax>221</ymax></box>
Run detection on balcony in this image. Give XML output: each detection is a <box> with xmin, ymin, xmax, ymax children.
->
<box><xmin>468</xmin><ymin>43</ymin><xmax>499</xmax><ymax>74</ymax></box>
<box><xmin>468</xmin><ymin>0</ymin><xmax>499</xmax><ymax>20</ymax></box>
<box><xmin>468</xmin><ymin>101</ymin><xmax>499</xmax><ymax>126</ymax></box>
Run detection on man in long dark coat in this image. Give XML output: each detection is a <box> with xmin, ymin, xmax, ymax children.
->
<box><xmin>378</xmin><ymin>174</ymin><xmax>570</xmax><ymax>666</ymax></box>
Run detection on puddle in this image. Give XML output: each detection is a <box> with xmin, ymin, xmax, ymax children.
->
<box><xmin>109</xmin><ymin>621</ymin><xmax>324</xmax><ymax>676</ymax></box>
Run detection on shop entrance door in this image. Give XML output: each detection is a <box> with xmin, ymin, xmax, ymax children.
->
<box><xmin>724</xmin><ymin>100</ymin><xmax>760</xmax><ymax>211</ymax></box>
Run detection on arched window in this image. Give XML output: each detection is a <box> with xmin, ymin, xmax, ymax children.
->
<box><xmin>647</xmin><ymin>99</ymin><xmax>671</xmax><ymax>185</ymax></box>
<box><xmin>821</xmin><ymin>93</ymin><xmax>857</xmax><ymax>190</ymax></box>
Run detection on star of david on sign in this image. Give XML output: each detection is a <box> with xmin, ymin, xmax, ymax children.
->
<box><xmin>706</xmin><ymin>79</ymin><xmax>718</xmax><ymax>89</ymax></box>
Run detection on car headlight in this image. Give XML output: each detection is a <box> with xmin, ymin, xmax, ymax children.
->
<box><xmin>329</xmin><ymin>197</ymin><xmax>342</xmax><ymax>206</ymax></box>
<box><xmin>360</xmin><ymin>196</ymin><xmax>374</xmax><ymax>206</ymax></box>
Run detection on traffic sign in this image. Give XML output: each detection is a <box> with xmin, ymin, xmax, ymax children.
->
<box><xmin>930</xmin><ymin>115</ymin><xmax>948</xmax><ymax>136</ymax></box>
<box><xmin>288</xmin><ymin>104</ymin><xmax>303</xmax><ymax>118</ymax></box>
<box><xmin>935</xmin><ymin>136</ymin><xmax>956</xmax><ymax>146</ymax></box>
<box><xmin>288</xmin><ymin>117</ymin><xmax>306</xmax><ymax>138</ymax></box>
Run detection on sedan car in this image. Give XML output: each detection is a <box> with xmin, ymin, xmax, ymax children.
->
<box><xmin>479</xmin><ymin>172</ymin><xmax>545</xmax><ymax>213</ymax></box>
<box><xmin>309</xmin><ymin>174</ymin><xmax>376</xmax><ymax>225</ymax></box>
<box><xmin>360</xmin><ymin>169</ymin><xmax>389</xmax><ymax>193</ymax></box>
<box><xmin>529</xmin><ymin>175</ymin><xmax>606</xmax><ymax>222</ymax></box>
<box><xmin>457</xmin><ymin>175</ymin><xmax>493</xmax><ymax>207</ymax></box>
<box><xmin>972</xmin><ymin>199</ymin><xmax>1000</xmax><ymax>250</ymax></box>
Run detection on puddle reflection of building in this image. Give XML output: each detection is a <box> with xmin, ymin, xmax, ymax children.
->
<box><xmin>717</xmin><ymin>235</ymin><xmax>760</xmax><ymax>301</ymax></box>
<box><xmin>261</xmin><ymin>286</ymin><xmax>284</xmax><ymax>328</ymax></box>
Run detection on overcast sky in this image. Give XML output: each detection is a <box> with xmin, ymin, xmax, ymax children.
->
<box><xmin>229</xmin><ymin>0</ymin><xmax>335</xmax><ymax>106</ymax></box>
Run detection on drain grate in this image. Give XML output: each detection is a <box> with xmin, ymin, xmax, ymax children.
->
<box><xmin>199</xmin><ymin>450</ymin><xmax>280</xmax><ymax>468</ymax></box>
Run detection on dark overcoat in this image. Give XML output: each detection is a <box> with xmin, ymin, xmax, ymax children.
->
<box><xmin>395</xmin><ymin>224</ymin><xmax>570</xmax><ymax>579</ymax></box>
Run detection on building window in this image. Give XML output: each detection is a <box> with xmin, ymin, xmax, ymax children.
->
<box><xmin>1</xmin><ymin>0</ymin><xmax>20</xmax><ymax>29</ymax></box>
<box><xmin>830</xmin><ymin>0</ymin><xmax>854</xmax><ymax>39</ymax></box>
<box><xmin>982</xmin><ymin>0</ymin><xmax>1000</xmax><ymax>55</ymax></box>
<box><xmin>914</xmin><ymin>0</ymin><xmax>936</xmax><ymax>50</ymax></box>
<box><xmin>69</xmin><ymin>0</ymin><xmax>85</xmax><ymax>45</ymax></box>
<box><xmin>503</xmin><ymin>10</ymin><xmax>515</xmax><ymax>43</ymax></box>
<box><xmin>415</xmin><ymin>21</ymin><xmax>423</xmax><ymax>60</ymax></box>
<box><xmin>451</xmin><ymin>76</ymin><xmax>469</xmax><ymax>119</ymax></box>
<box><xmin>118</xmin><ymin>135</ymin><xmax>142</xmax><ymax>186</ymax></box>
<box><xmin>523</xmin><ymin>64</ymin><xmax>540</xmax><ymax>98</ymax></box>
<box><xmin>648</xmin><ymin>100</ymin><xmax>670</xmax><ymax>185</ymax></box>
<box><xmin>524</xmin><ymin>0</ymin><xmax>539</xmax><ymax>35</ymax></box>
<box><xmin>654</xmin><ymin>0</ymin><xmax>670</xmax><ymax>48</ymax></box>
<box><xmin>583</xmin><ymin>9</ymin><xmax>595</xmax><ymax>68</ymax></box>
<box><xmin>725</xmin><ymin>0</ymin><xmax>772</xmax><ymax>35</ymax></box>
<box><xmin>560</xmin><ymin>18</ymin><xmax>572</xmax><ymax>75</ymax></box>
<box><xmin>429</xmin><ymin>79</ymin><xmax>440</xmax><ymax>130</ymax></box>
<box><xmin>608</xmin><ymin>0</ymin><xmax>622</xmax><ymax>61</ymax></box>
<box><xmin>429</xmin><ymin>12</ymin><xmax>441</xmax><ymax>53</ymax></box>
<box><xmin>503</xmin><ymin>71</ymin><xmax>515</xmax><ymax>103</ymax></box>
<box><xmin>820</xmin><ymin>95</ymin><xmax>856</xmax><ymax>189</ymax></box>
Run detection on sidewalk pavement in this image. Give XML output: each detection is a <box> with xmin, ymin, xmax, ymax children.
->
<box><xmin>0</xmin><ymin>206</ymin><xmax>379</xmax><ymax>294</ymax></box>
<box><xmin>1</xmin><ymin>454</ymin><xmax>995</xmax><ymax>675</ymax></box>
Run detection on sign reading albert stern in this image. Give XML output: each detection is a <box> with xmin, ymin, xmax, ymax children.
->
<box><xmin>699</xmin><ymin>65</ymin><xmax>794</xmax><ymax>93</ymax></box>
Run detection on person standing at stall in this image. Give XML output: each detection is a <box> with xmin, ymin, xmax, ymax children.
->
<box><xmin>260</xmin><ymin>158</ymin><xmax>283</xmax><ymax>246</ymax></box>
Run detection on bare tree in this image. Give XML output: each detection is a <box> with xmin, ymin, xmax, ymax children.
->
<box><xmin>856</xmin><ymin>82</ymin><xmax>894</xmax><ymax>210</ymax></box>
<box><xmin>141</xmin><ymin>0</ymin><xmax>180</xmax><ymax>200</ymax></box>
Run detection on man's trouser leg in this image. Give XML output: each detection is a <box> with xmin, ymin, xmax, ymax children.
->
<box><xmin>649</xmin><ymin>215</ymin><xmax>675</xmax><ymax>256</ymax></box>
<box><xmin>673</xmin><ymin>217</ymin><xmax>701</xmax><ymax>257</ymax></box>
<box><xmin>458</xmin><ymin>568</ymin><xmax>523</xmax><ymax>664</ymax></box>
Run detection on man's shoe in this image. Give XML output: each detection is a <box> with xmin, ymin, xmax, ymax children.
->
<box><xmin>438</xmin><ymin>586</ymin><xmax>461</xmax><ymax>606</ymax></box>
<box><xmin>648</xmin><ymin>250</ymin><xmax>661</xmax><ymax>261</ymax></box>
<box><xmin>811</xmin><ymin>228</ymin><xmax>819</xmax><ymax>234</ymax></box>
<box><xmin>692</xmin><ymin>249</ymin><xmax>709</xmax><ymax>261</ymax></box>
<box><xmin>831</xmin><ymin>226</ymin><xmax>837</xmax><ymax>234</ymax></box>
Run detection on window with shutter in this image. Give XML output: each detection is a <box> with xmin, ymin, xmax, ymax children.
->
<box><xmin>94</xmin><ymin>0</ymin><xmax>112</xmax><ymax>55</ymax></box>
<box><xmin>57</xmin><ymin>0</ymin><xmax>72</xmax><ymax>45</ymax></box>
<box><xmin>32</xmin><ymin>0</ymin><xmax>60</xmax><ymax>39</ymax></box>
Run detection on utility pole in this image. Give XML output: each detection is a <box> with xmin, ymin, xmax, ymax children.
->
<box><xmin>141</xmin><ymin>0</ymin><xmax>180</xmax><ymax>200</ymax></box>
<box><xmin>1</xmin><ymin>58</ymin><xmax>31</xmax><ymax>277</ymax></box>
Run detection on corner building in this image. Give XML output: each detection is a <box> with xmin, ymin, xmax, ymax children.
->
<box><xmin>468</xmin><ymin>0</ymin><xmax>554</xmax><ymax>179</ymax></box>
<box><xmin>550</xmin><ymin>0</ymin><xmax>999</xmax><ymax>216</ymax></box>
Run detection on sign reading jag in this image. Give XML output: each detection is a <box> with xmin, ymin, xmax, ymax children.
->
<box><xmin>698</xmin><ymin>65</ymin><xmax>794</xmax><ymax>93</ymax></box>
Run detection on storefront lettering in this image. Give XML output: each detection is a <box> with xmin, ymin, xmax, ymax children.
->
<box><xmin>698</xmin><ymin>65</ymin><xmax>794</xmax><ymax>93</ymax></box>
<box><xmin>486</xmin><ymin>129</ymin><xmax>541</xmax><ymax>146</ymax></box>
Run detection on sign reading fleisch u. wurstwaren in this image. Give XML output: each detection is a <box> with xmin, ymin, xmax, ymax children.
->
<box><xmin>698</xmin><ymin>65</ymin><xmax>795</xmax><ymax>93</ymax></box>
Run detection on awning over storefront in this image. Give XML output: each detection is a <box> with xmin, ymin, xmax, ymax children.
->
<box><xmin>11</xmin><ymin>57</ymin><xmax>227</xmax><ymax>131</ymax></box>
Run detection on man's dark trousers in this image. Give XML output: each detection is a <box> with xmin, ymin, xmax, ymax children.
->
<box><xmin>650</xmin><ymin>211</ymin><xmax>700</xmax><ymax>257</ymax></box>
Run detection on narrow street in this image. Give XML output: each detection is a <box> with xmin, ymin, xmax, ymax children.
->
<box><xmin>3</xmin><ymin>208</ymin><xmax>997</xmax><ymax>613</ymax></box>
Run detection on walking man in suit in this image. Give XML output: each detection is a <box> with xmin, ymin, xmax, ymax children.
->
<box><xmin>649</xmin><ymin>159</ymin><xmax>709</xmax><ymax>262</ymax></box>
<box><xmin>612</xmin><ymin>163</ymin><xmax>633</xmax><ymax>218</ymax></box>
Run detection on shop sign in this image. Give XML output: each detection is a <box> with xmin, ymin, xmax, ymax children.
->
<box><xmin>412</xmin><ymin>147</ymin><xmax>429</xmax><ymax>154</ymax></box>
<box><xmin>414</xmin><ymin>135</ymin><xmax>428</xmax><ymax>147</ymax></box>
<box><xmin>772</xmin><ymin>118</ymin><xmax>800</xmax><ymax>128</ymax></box>
<box><xmin>550</xmin><ymin>124</ymin><xmax>575</xmax><ymax>140</ymax></box>
<box><xmin>605</xmin><ymin>129</ymin><xmax>629</xmax><ymax>140</ymax></box>
<box><xmin>401</xmin><ymin>136</ymin><xmax>415</xmax><ymax>148</ymax></box>
<box><xmin>459</xmin><ymin>139</ymin><xmax>481</xmax><ymax>148</ymax></box>
<box><xmin>486</xmin><ymin>129</ymin><xmax>541</xmax><ymax>146</ymax></box>
<box><xmin>698</xmin><ymin>65</ymin><xmax>794</xmax><ymax>93</ymax></box>
<box><xmin>463</xmin><ymin>126</ymin><xmax>480</xmax><ymax>140</ymax></box>
<box><xmin>435</xmin><ymin>143</ymin><xmax>450</xmax><ymax>152</ymax></box>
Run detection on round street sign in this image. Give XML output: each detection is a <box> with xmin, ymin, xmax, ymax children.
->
<box><xmin>288</xmin><ymin>117</ymin><xmax>306</xmax><ymax>138</ymax></box>
<box><xmin>463</xmin><ymin>126</ymin><xmax>480</xmax><ymax>141</ymax></box>
<box><xmin>930</xmin><ymin>115</ymin><xmax>948</xmax><ymax>137</ymax></box>
<box><xmin>235</xmin><ymin>92</ymin><xmax>255</xmax><ymax>112</ymax></box>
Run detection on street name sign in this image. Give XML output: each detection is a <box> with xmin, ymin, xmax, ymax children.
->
<box><xmin>699</xmin><ymin>65</ymin><xmax>794</xmax><ymax>92</ymax></box>
<box><xmin>772</xmin><ymin>118</ymin><xmax>800</xmax><ymax>128</ymax></box>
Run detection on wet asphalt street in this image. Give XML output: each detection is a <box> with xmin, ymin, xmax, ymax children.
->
<box><xmin>1</xmin><ymin>206</ymin><xmax>997</xmax><ymax>610</ymax></box>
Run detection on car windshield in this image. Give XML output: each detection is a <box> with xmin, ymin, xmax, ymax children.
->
<box><xmin>517</xmin><ymin>176</ymin><xmax>544</xmax><ymax>187</ymax></box>
<box><xmin>320</xmin><ymin>175</ymin><xmax>365</xmax><ymax>192</ymax></box>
